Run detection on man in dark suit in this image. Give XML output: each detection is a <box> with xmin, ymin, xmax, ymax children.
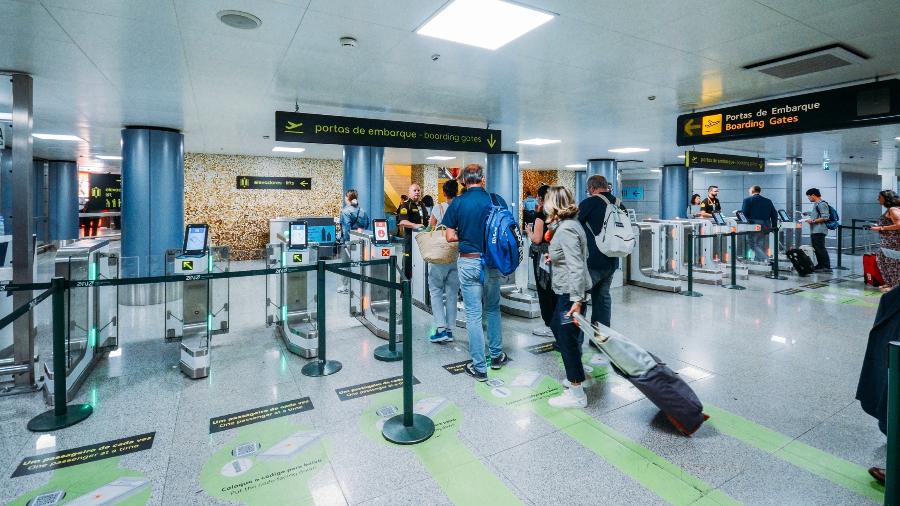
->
<box><xmin>741</xmin><ymin>185</ymin><xmax>778</xmax><ymax>261</ymax></box>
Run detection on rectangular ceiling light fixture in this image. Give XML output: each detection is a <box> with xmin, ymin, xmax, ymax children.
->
<box><xmin>565</xmin><ymin>163</ymin><xmax>587</xmax><ymax>168</ymax></box>
<box><xmin>767</xmin><ymin>161</ymin><xmax>789</xmax><ymax>166</ymax></box>
<box><xmin>272</xmin><ymin>146</ymin><xmax>306</xmax><ymax>153</ymax></box>
<box><xmin>518</xmin><ymin>160</ymin><xmax>531</xmax><ymax>165</ymax></box>
<box><xmin>0</xmin><ymin>112</ymin><xmax>11</xmax><ymax>121</ymax></box>
<box><xmin>33</xmin><ymin>133</ymin><xmax>85</xmax><ymax>141</ymax></box>
<box><xmin>96</xmin><ymin>155</ymin><xmax>122</xmax><ymax>160</ymax></box>
<box><xmin>426</xmin><ymin>155</ymin><xmax>456</xmax><ymax>161</ymax></box>
<box><xmin>417</xmin><ymin>0</ymin><xmax>555</xmax><ymax>50</ymax></box>
<box><xmin>608</xmin><ymin>147</ymin><xmax>650</xmax><ymax>154</ymax></box>
<box><xmin>516</xmin><ymin>138</ymin><xmax>561</xmax><ymax>146</ymax></box>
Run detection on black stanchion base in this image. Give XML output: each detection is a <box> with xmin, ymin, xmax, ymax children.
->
<box><xmin>682</xmin><ymin>291</ymin><xmax>703</xmax><ymax>297</ymax></box>
<box><xmin>765</xmin><ymin>274</ymin><xmax>788</xmax><ymax>280</ymax></box>
<box><xmin>723</xmin><ymin>284</ymin><xmax>746</xmax><ymax>290</ymax></box>
<box><xmin>373</xmin><ymin>345</ymin><xmax>402</xmax><ymax>362</ymax></box>
<box><xmin>833</xmin><ymin>266</ymin><xmax>849</xmax><ymax>271</ymax></box>
<box><xmin>381</xmin><ymin>413</ymin><xmax>435</xmax><ymax>445</ymax></box>
<box><xmin>27</xmin><ymin>403</ymin><xmax>93</xmax><ymax>432</ymax></box>
<box><xmin>301</xmin><ymin>359</ymin><xmax>342</xmax><ymax>377</ymax></box>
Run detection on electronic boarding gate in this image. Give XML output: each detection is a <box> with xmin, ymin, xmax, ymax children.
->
<box><xmin>627</xmin><ymin>220</ymin><xmax>682</xmax><ymax>293</ymax></box>
<box><xmin>266</xmin><ymin>220</ymin><xmax>318</xmax><ymax>358</ymax></box>
<box><xmin>348</xmin><ymin>221</ymin><xmax>403</xmax><ymax>340</ymax></box>
<box><xmin>165</xmin><ymin>224</ymin><xmax>230</xmax><ymax>379</ymax></box>
<box><xmin>725</xmin><ymin>212</ymin><xmax>767</xmax><ymax>275</ymax></box>
<box><xmin>45</xmin><ymin>238</ymin><xmax>118</xmax><ymax>405</ymax></box>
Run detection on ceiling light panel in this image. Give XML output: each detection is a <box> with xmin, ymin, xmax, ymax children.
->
<box><xmin>608</xmin><ymin>147</ymin><xmax>650</xmax><ymax>154</ymax></box>
<box><xmin>96</xmin><ymin>155</ymin><xmax>122</xmax><ymax>160</ymax></box>
<box><xmin>272</xmin><ymin>147</ymin><xmax>306</xmax><ymax>153</ymax></box>
<box><xmin>518</xmin><ymin>160</ymin><xmax>531</xmax><ymax>164</ymax></box>
<box><xmin>565</xmin><ymin>164</ymin><xmax>587</xmax><ymax>168</ymax></box>
<box><xmin>33</xmin><ymin>133</ymin><xmax>85</xmax><ymax>142</ymax></box>
<box><xmin>426</xmin><ymin>156</ymin><xmax>456</xmax><ymax>161</ymax></box>
<box><xmin>417</xmin><ymin>0</ymin><xmax>555</xmax><ymax>50</ymax></box>
<box><xmin>516</xmin><ymin>138</ymin><xmax>561</xmax><ymax>146</ymax></box>
<box><xmin>0</xmin><ymin>112</ymin><xmax>11</xmax><ymax>121</ymax></box>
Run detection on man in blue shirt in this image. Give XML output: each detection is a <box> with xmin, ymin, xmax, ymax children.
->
<box><xmin>741</xmin><ymin>185</ymin><xmax>778</xmax><ymax>262</ymax></box>
<box><xmin>442</xmin><ymin>164</ymin><xmax>510</xmax><ymax>380</ymax></box>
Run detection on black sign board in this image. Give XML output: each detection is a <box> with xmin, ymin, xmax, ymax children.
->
<box><xmin>84</xmin><ymin>173</ymin><xmax>121</xmax><ymax>212</ymax></box>
<box><xmin>236</xmin><ymin>176</ymin><xmax>310</xmax><ymax>190</ymax></box>
<box><xmin>684</xmin><ymin>151</ymin><xmax>765</xmax><ymax>172</ymax></box>
<box><xmin>12</xmin><ymin>433</ymin><xmax>155</xmax><ymax>477</ymax></box>
<box><xmin>523</xmin><ymin>342</ymin><xmax>557</xmax><ymax>355</ymax></box>
<box><xmin>677</xmin><ymin>79</ymin><xmax>900</xmax><ymax>146</ymax></box>
<box><xmin>209</xmin><ymin>397</ymin><xmax>314</xmax><ymax>433</ymax></box>
<box><xmin>275</xmin><ymin>111</ymin><xmax>502</xmax><ymax>153</ymax></box>
<box><xmin>335</xmin><ymin>375</ymin><xmax>420</xmax><ymax>401</ymax></box>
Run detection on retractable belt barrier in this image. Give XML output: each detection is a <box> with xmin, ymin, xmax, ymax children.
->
<box><xmin>836</xmin><ymin>223</ymin><xmax>875</xmax><ymax>270</ymax></box>
<box><xmin>766</xmin><ymin>227</ymin><xmax>788</xmax><ymax>281</ymax></box>
<box><xmin>4</xmin><ymin>257</ymin><xmax>434</xmax><ymax>444</ymax></box>
<box><xmin>683</xmin><ymin>229</ymin><xmax>758</xmax><ymax>297</ymax></box>
<box><xmin>887</xmin><ymin>341</ymin><xmax>899</xmax><ymax>506</ymax></box>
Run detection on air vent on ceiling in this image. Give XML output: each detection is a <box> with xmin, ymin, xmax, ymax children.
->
<box><xmin>743</xmin><ymin>44</ymin><xmax>868</xmax><ymax>79</ymax></box>
<box><xmin>217</xmin><ymin>10</ymin><xmax>261</xmax><ymax>30</ymax></box>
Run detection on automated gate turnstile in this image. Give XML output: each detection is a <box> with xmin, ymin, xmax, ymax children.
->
<box><xmin>267</xmin><ymin>220</ymin><xmax>318</xmax><ymax>358</ymax></box>
<box><xmin>349</xmin><ymin>229</ymin><xmax>404</xmax><ymax>340</ymax></box>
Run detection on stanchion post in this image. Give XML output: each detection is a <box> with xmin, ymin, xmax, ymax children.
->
<box><xmin>302</xmin><ymin>260</ymin><xmax>342</xmax><ymax>377</ymax></box>
<box><xmin>374</xmin><ymin>255</ymin><xmax>402</xmax><ymax>362</ymax></box>
<box><xmin>835</xmin><ymin>225</ymin><xmax>848</xmax><ymax>270</ymax></box>
<box><xmin>682</xmin><ymin>229</ymin><xmax>702</xmax><ymax>297</ymax></box>
<box><xmin>724</xmin><ymin>232</ymin><xmax>745</xmax><ymax>290</ymax></box>
<box><xmin>381</xmin><ymin>279</ymin><xmax>435</xmax><ymax>445</ymax></box>
<box><xmin>886</xmin><ymin>341</ymin><xmax>899</xmax><ymax>506</ymax></box>
<box><xmin>766</xmin><ymin>226</ymin><xmax>788</xmax><ymax>280</ymax></box>
<box><xmin>851</xmin><ymin>222</ymin><xmax>857</xmax><ymax>256</ymax></box>
<box><xmin>28</xmin><ymin>277</ymin><xmax>93</xmax><ymax>431</ymax></box>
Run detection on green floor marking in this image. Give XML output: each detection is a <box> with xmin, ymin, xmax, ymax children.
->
<box><xmin>10</xmin><ymin>457</ymin><xmax>150</xmax><ymax>506</ymax></box>
<box><xmin>477</xmin><ymin>366</ymin><xmax>739</xmax><ymax>506</ymax></box>
<box><xmin>360</xmin><ymin>390</ymin><xmax>524</xmax><ymax>506</ymax></box>
<box><xmin>704</xmin><ymin>405</ymin><xmax>884</xmax><ymax>502</ymax></box>
<box><xmin>795</xmin><ymin>286</ymin><xmax>881</xmax><ymax>308</ymax></box>
<box><xmin>200</xmin><ymin>417</ymin><xmax>328</xmax><ymax>505</ymax></box>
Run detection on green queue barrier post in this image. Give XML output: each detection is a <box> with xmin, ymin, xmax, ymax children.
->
<box><xmin>374</xmin><ymin>255</ymin><xmax>402</xmax><ymax>362</ymax></box>
<box><xmin>682</xmin><ymin>230</ymin><xmax>702</xmax><ymax>297</ymax></box>
<box><xmin>28</xmin><ymin>277</ymin><xmax>94</xmax><ymax>432</ymax></box>
<box><xmin>886</xmin><ymin>341</ymin><xmax>900</xmax><ymax>506</ymax></box>
<box><xmin>724</xmin><ymin>232</ymin><xmax>745</xmax><ymax>290</ymax></box>
<box><xmin>851</xmin><ymin>220</ymin><xmax>858</xmax><ymax>256</ymax></box>
<box><xmin>834</xmin><ymin>225</ymin><xmax>848</xmax><ymax>270</ymax></box>
<box><xmin>766</xmin><ymin>226</ymin><xmax>788</xmax><ymax>281</ymax></box>
<box><xmin>302</xmin><ymin>260</ymin><xmax>342</xmax><ymax>377</ymax></box>
<box><xmin>381</xmin><ymin>279</ymin><xmax>435</xmax><ymax>445</ymax></box>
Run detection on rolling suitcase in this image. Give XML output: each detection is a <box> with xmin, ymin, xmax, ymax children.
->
<box><xmin>574</xmin><ymin>315</ymin><xmax>709</xmax><ymax>436</ymax></box>
<box><xmin>863</xmin><ymin>253</ymin><xmax>884</xmax><ymax>287</ymax></box>
<box><xmin>786</xmin><ymin>248</ymin><xmax>815</xmax><ymax>276</ymax></box>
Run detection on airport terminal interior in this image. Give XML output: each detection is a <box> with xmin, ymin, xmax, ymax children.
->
<box><xmin>1</xmin><ymin>1</ymin><xmax>900</xmax><ymax>505</ymax></box>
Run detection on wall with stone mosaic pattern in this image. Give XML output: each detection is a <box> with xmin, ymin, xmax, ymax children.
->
<box><xmin>184</xmin><ymin>153</ymin><xmax>343</xmax><ymax>259</ymax></box>
<box><xmin>522</xmin><ymin>169</ymin><xmax>560</xmax><ymax>201</ymax></box>
<box><xmin>557</xmin><ymin>170</ymin><xmax>576</xmax><ymax>195</ymax></box>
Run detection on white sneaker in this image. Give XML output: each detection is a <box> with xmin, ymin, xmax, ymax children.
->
<box><xmin>562</xmin><ymin>377</ymin><xmax>593</xmax><ymax>389</ymax></box>
<box><xmin>548</xmin><ymin>388</ymin><xmax>587</xmax><ymax>408</ymax></box>
<box><xmin>532</xmin><ymin>327</ymin><xmax>553</xmax><ymax>337</ymax></box>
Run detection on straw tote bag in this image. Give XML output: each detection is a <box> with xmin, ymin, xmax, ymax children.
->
<box><xmin>415</xmin><ymin>225</ymin><xmax>459</xmax><ymax>264</ymax></box>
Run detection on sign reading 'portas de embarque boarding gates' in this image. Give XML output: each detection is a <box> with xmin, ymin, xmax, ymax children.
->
<box><xmin>676</xmin><ymin>79</ymin><xmax>900</xmax><ymax>146</ymax></box>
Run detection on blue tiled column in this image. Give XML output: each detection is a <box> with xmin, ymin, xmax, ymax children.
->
<box><xmin>660</xmin><ymin>163</ymin><xmax>688</xmax><ymax>219</ymax></box>
<box><xmin>47</xmin><ymin>160</ymin><xmax>78</xmax><ymax>240</ymax></box>
<box><xmin>343</xmin><ymin>146</ymin><xmax>385</xmax><ymax>220</ymax></box>
<box><xmin>122</xmin><ymin>127</ymin><xmax>184</xmax><ymax>276</ymax></box>
<box><xmin>587</xmin><ymin>159</ymin><xmax>617</xmax><ymax>193</ymax></box>
<box><xmin>487</xmin><ymin>151</ymin><xmax>519</xmax><ymax>215</ymax></box>
<box><xmin>575</xmin><ymin>171</ymin><xmax>587</xmax><ymax>202</ymax></box>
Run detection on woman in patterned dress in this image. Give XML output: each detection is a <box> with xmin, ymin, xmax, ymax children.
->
<box><xmin>870</xmin><ymin>190</ymin><xmax>900</xmax><ymax>292</ymax></box>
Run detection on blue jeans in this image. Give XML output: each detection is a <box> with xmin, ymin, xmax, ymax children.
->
<box><xmin>457</xmin><ymin>257</ymin><xmax>502</xmax><ymax>373</ymax></box>
<box><xmin>428</xmin><ymin>262</ymin><xmax>458</xmax><ymax>331</ymax></box>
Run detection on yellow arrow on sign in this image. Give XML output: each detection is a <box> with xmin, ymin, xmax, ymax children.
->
<box><xmin>300</xmin><ymin>180</ymin><xmax>309</xmax><ymax>187</ymax></box>
<box><xmin>487</xmin><ymin>134</ymin><xmax>497</xmax><ymax>149</ymax></box>
<box><xmin>683</xmin><ymin>118</ymin><xmax>701</xmax><ymax>137</ymax></box>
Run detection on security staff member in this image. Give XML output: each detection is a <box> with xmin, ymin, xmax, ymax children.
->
<box><xmin>396</xmin><ymin>183</ymin><xmax>428</xmax><ymax>279</ymax></box>
<box><xmin>699</xmin><ymin>185</ymin><xmax>721</xmax><ymax>218</ymax></box>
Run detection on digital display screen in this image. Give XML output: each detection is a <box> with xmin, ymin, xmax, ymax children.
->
<box><xmin>183</xmin><ymin>224</ymin><xmax>208</xmax><ymax>254</ymax></box>
<box><xmin>373</xmin><ymin>219</ymin><xmax>389</xmax><ymax>244</ymax></box>
<box><xmin>307</xmin><ymin>225</ymin><xmax>336</xmax><ymax>244</ymax></box>
<box><xmin>289</xmin><ymin>222</ymin><xmax>307</xmax><ymax>249</ymax></box>
<box><xmin>778</xmin><ymin>209</ymin><xmax>790</xmax><ymax>222</ymax></box>
<box><xmin>734</xmin><ymin>210</ymin><xmax>749</xmax><ymax>224</ymax></box>
<box><xmin>712</xmin><ymin>212</ymin><xmax>726</xmax><ymax>225</ymax></box>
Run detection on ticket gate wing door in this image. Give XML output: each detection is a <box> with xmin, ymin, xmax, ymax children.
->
<box><xmin>266</xmin><ymin>243</ymin><xmax>318</xmax><ymax>358</ymax></box>
<box><xmin>209</xmin><ymin>246</ymin><xmax>230</xmax><ymax>334</ymax></box>
<box><xmin>349</xmin><ymin>230</ymin><xmax>403</xmax><ymax>340</ymax></box>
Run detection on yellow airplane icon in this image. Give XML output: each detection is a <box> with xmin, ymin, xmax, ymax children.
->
<box><xmin>285</xmin><ymin>121</ymin><xmax>303</xmax><ymax>131</ymax></box>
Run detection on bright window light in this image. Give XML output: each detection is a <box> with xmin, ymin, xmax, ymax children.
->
<box><xmin>272</xmin><ymin>146</ymin><xmax>305</xmax><ymax>153</ymax></box>
<box><xmin>426</xmin><ymin>155</ymin><xmax>456</xmax><ymax>161</ymax></box>
<box><xmin>417</xmin><ymin>0</ymin><xmax>555</xmax><ymax>50</ymax></box>
<box><xmin>608</xmin><ymin>147</ymin><xmax>650</xmax><ymax>154</ymax></box>
<box><xmin>32</xmin><ymin>133</ymin><xmax>85</xmax><ymax>142</ymax></box>
<box><xmin>0</xmin><ymin>112</ymin><xmax>11</xmax><ymax>121</ymax></box>
<box><xmin>518</xmin><ymin>160</ymin><xmax>531</xmax><ymax>165</ymax></box>
<box><xmin>565</xmin><ymin>163</ymin><xmax>587</xmax><ymax>168</ymax></box>
<box><xmin>96</xmin><ymin>155</ymin><xmax>122</xmax><ymax>160</ymax></box>
<box><xmin>516</xmin><ymin>138</ymin><xmax>561</xmax><ymax>146</ymax></box>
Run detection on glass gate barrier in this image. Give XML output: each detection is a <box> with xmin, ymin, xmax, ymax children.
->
<box><xmin>266</xmin><ymin>243</ymin><xmax>317</xmax><ymax>357</ymax></box>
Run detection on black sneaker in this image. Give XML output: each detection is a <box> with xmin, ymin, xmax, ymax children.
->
<box><xmin>490</xmin><ymin>352</ymin><xmax>509</xmax><ymax>370</ymax></box>
<box><xmin>464</xmin><ymin>362</ymin><xmax>487</xmax><ymax>381</ymax></box>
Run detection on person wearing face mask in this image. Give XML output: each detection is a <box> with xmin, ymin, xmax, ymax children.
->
<box><xmin>338</xmin><ymin>189</ymin><xmax>370</xmax><ymax>294</ymax></box>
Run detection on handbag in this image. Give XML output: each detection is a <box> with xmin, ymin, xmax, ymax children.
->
<box><xmin>415</xmin><ymin>225</ymin><xmax>458</xmax><ymax>264</ymax></box>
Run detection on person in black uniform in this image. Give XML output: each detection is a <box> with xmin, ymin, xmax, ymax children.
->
<box><xmin>396</xmin><ymin>183</ymin><xmax>428</xmax><ymax>279</ymax></box>
<box><xmin>698</xmin><ymin>185</ymin><xmax>721</xmax><ymax>218</ymax></box>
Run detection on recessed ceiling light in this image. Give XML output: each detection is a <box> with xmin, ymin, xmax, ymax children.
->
<box><xmin>650</xmin><ymin>169</ymin><xmax>662</xmax><ymax>173</ymax></box>
<box><xmin>767</xmin><ymin>161</ymin><xmax>789</xmax><ymax>166</ymax></box>
<box><xmin>518</xmin><ymin>160</ymin><xmax>531</xmax><ymax>165</ymax></box>
<box><xmin>417</xmin><ymin>0</ymin><xmax>555</xmax><ymax>50</ymax></box>
<box><xmin>677</xmin><ymin>155</ymin><xmax>686</xmax><ymax>159</ymax></box>
<box><xmin>704</xmin><ymin>171</ymin><xmax>721</xmax><ymax>174</ymax></box>
<box><xmin>0</xmin><ymin>112</ymin><xmax>11</xmax><ymax>121</ymax></box>
<box><xmin>32</xmin><ymin>133</ymin><xmax>85</xmax><ymax>142</ymax></box>
<box><xmin>96</xmin><ymin>155</ymin><xmax>122</xmax><ymax>161</ymax></box>
<box><xmin>426</xmin><ymin>155</ymin><xmax>456</xmax><ymax>161</ymax></box>
<box><xmin>217</xmin><ymin>10</ymin><xmax>261</xmax><ymax>30</ymax></box>
<box><xmin>272</xmin><ymin>147</ymin><xmax>305</xmax><ymax>153</ymax></box>
<box><xmin>565</xmin><ymin>164</ymin><xmax>587</xmax><ymax>169</ymax></box>
<box><xmin>895</xmin><ymin>136</ymin><xmax>900</xmax><ymax>141</ymax></box>
<box><xmin>516</xmin><ymin>138</ymin><xmax>561</xmax><ymax>146</ymax></box>
<box><xmin>608</xmin><ymin>147</ymin><xmax>650</xmax><ymax>154</ymax></box>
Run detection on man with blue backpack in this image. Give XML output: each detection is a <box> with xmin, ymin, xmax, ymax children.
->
<box><xmin>443</xmin><ymin>164</ymin><xmax>518</xmax><ymax>381</ymax></box>
<box><xmin>805</xmin><ymin>188</ymin><xmax>839</xmax><ymax>272</ymax></box>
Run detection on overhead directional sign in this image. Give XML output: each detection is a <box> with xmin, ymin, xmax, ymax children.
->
<box><xmin>236</xmin><ymin>176</ymin><xmax>311</xmax><ymax>190</ymax></box>
<box><xmin>684</xmin><ymin>151</ymin><xmax>765</xmax><ymax>172</ymax></box>
<box><xmin>275</xmin><ymin>111</ymin><xmax>502</xmax><ymax>153</ymax></box>
<box><xmin>677</xmin><ymin>79</ymin><xmax>900</xmax><ymax>146</ymax></box>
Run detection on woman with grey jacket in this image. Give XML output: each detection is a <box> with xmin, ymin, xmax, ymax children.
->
<box><xmin>543</xmin><ymin>186</ymin><xmax>593</xmax><ymax>408</ymax></box>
